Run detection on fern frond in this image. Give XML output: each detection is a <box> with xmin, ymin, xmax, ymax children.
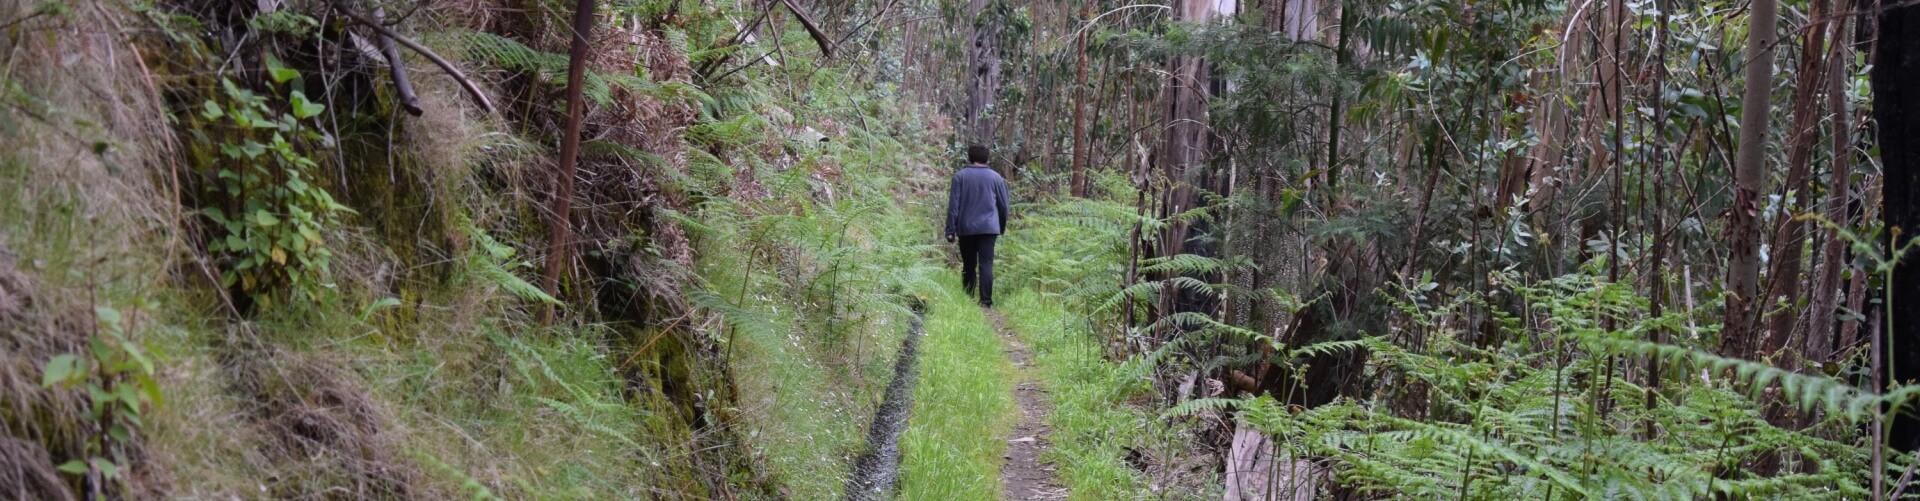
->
<box><xmin>1162</xmin><ymin>397</ymin><xmax>1242</xmax><ymax>418</ymax></box>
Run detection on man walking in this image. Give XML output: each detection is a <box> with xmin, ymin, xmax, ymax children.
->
<box><xmin>945</xmin><ymin>145</ymin><xmax>1012</xmax><ymax>307</ymax></box>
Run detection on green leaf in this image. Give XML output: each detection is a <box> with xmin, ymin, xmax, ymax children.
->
<box><xmin>252</xmin><ymin>210</ymin><xmax>280</xmax><ymax>227</ymax></box>
<box><xmin>94</xmin><ymin>306</ymin><xmax>122</xmax><ymax>331</ymax></box>
<box><xmin>117</xmin><ymin>383</ymin><xmax>140</xmax><ymax>408</ymax></box>
<box><xmin>290</xmin><ymin>91</ymin><xmax>326</xmax><ymax>119</ymax></box>
<box><xmin>41</xmin><ymin>354</ymin><xmax>78</xmax><ymax>387</ymax></box>
<box><xmin>369</xmin><ymin>297</ymin><xmax>403</xmax><ymax>310</ymax></box>
<box><xmin>92</xmin><ymin>458</ymin><xmax>118</xmax><ymax>479</ymax></box>
<box><xmin>200</xmin><ymin>100</ymin><xmax>224</xmax><ymax>120</ymax></box>
<box><xmin>56</xmin><ymin>460</ymin><xmax>88</xmax><ymax>475</ymax></box>
<box><xmin>266</xmin><ymin>55</ymin><xmax>299</xmax><ymax>84</ymax></box>
<box><xmin>359</xmin><ymin>297</ymin><xmax>404</xmax><ymax>322</ymax></box>
<box><xmin>140</xmin><ymin>375</ymin><xmax>163</xmax><ymax>406</ymax></box>
<box><xmin>125</xmin><ymin>343</ymin><xmax>153</xmax><ymax>375</ymax></box>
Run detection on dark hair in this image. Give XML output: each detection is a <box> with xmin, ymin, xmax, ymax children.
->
<box><xmin>966</xmin><ymin>145</ymin><xmax>990</xmax><ymax>164</ymax></box>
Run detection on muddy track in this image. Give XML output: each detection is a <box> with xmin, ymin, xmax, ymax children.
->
<box><xmin>844</xmin><ymin>315</ymin><xmax>924</xmax><ymax>501</ymax></box>
<box><xmin>993</xmin><ymin>312</ymin><xmax>1064</xmax><ymax>500</ymax></box>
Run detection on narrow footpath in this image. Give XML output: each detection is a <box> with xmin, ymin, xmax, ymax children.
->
<box><xmin>992</xmin><ymin>311</ymin><xmax>1065</xmax><ymax>500</ymax></box>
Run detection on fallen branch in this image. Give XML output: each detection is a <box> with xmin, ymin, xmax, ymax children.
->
<box><xmin>371</xmin><ymin>6</ymin><xmax>422</xmax><ymax>116</ymax></box>
<box><xmin>326</xmin><ymin>0</ymin><xmax>495</xmax><ymax>114</ymax></box>
<box><xmin>780</xmin><ymin>0</ymin><xmax>834</xmax><ymax>59</ymax></box>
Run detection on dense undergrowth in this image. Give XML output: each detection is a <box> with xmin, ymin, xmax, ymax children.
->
<box><xmin>0</xmin><ymin>0</ymin><xmax>958</xmax><ymax>497</ymax></box>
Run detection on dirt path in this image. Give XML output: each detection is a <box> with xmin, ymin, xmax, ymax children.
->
<box><xmin>992</xmin><ymin>311</ymin><xmax>1066</xmax><ymax>500</ymax></box>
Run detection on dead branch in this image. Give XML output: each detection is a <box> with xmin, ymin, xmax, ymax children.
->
<box><xmin>326</xmin><ymin>0</ymin><xmax>495</xmax><ymax>114</ymax></box>
<box><xmin>371</xmin><ymin>6</ymin><xmax>422</xmax><ymax>116</ymax></box>
<box><xmin>780</xmin><ymin>0</ymin><xmax>834</xmax><ymax>59</ymax></box>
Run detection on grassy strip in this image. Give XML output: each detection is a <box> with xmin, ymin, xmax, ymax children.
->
<box><xmin>996</xmin><ymin>289</ymin><xmax>1156</xmax><ymax>500</ymax></box>
<box><xmin>897</xmin><ymin>274</ymin><xmax>1017</xmax><ymax>500</ymax></box>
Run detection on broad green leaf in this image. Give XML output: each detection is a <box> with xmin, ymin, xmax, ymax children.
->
<box><xmin>92</xmin><ymin>458</ymin><xmax>118</xmax><ymax>479</ymax></box>
<box><xmin>291</xmin><ymin>91</ymin><xmax>326</xmax><ymax>119</ymax></box>
<box><xmin>266</xmin><ymin>56</ymin><xmax>299</xmax><ymax>84</ymax></box>
<box><xmin>41</xmin><ymin>354</ymin><xmax>78</xmax><ymax>387</ymax></box>
<box><xmin>117</xmin><ymin>383</ymin><xmax>140</xmax><ymax>408</ymax></box>
<box><xmin>253</xmin><ymin>210</ymin><xmax>280</xmax><ymax>227</ymax></box>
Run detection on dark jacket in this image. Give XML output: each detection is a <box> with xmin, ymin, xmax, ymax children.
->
<box><xmin>945</xmin><ymin>165</ymin><xmax>1011</xmax><ymax>237</ymax></box>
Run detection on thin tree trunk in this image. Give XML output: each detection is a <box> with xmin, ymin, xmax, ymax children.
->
<box><xmin>1760</xmin><ymin>1</ymin><xmax>1835</xmax><ymax>355</ymax></box>
<box><xmin>1644</xmin><ymin>0</ymin><xmax>1674</xmax><ymax>438</ymax></box>
<box><xmin>1069</xmin><ymin>0</ymin><xmax>1093</xmax><ymax>197</ymax></box>
<box><xmin>1324</xmin><ymin>5</ymin><xmax>1350</xmax><ymax>198</ymax></box>
<box><xmin>539</xmin><ymin>0</ymin><xmax>598</xmax><ymax>324</ymax></box>
<box><xmin>1722</xmin><ymin>0</ymin><xmax>1779</xmax><ymax>358</ymax></box>
<box><xmin>1809</xmin><ymin>11</ymin><xmax>1853</xmax><ymax>365</ymax></box>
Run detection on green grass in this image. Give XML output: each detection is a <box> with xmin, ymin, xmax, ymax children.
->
<box><xmin>690</xmin><ymin>185</ymin><xmax>937</xmax><ymax>498</ymax></box>
<box><xmin>997</xmin><ymin>289</ymin><xmax>1158</xmax><ymax>500</ymax></box>
<box><xmin>897</xmin><ymin>274</ymin><xmax>1018</xmax><ymax>500</ymax></box>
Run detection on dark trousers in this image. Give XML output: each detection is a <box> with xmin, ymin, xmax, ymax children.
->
<box><xmin>958</xmin><ymin>234</ymin><xmax>998</xmax><ymax>306</ymax></box>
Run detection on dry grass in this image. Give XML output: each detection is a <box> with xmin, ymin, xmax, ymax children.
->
<box><xmin>0</xmin><ymin>436</ymin><xmax>72</xmax><ymax>501</ymax></box>
<box><xmin>228</xmin><ymin>349</ymin><xmax>422</xmax><ymax>499</ymax></box>
<box><xmin>0</xmin><ymin>254</ymin><xmax>89</xmax><ymax>501</ymax></box>
<box><xmin>0</xmin><ymin>0</ymin><xmax>187</xmax><ymax>496</ymax></box>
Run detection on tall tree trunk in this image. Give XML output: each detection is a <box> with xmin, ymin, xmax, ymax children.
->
<box><xmin>1157</xmin><ymin>0</ymin><xmax>1218</xmax><ymax>261</ymax></box>
<box><xmin>1875</xmin><ymin>1</ymin><xmax>1920</xmax><ymax>453</ymax></box>
<box><xmin>1808</xmin><ymin>12</ymin><xmax>1853</xmax><ymax>365</ymax></box>
<box><xmin>1722</xmin><ymin>0</ymin><xmax>1779</xmax><ymax>358</ymax></box>
<box><xmin>1324</xmin><ymin>4</ymin><xmax>1350</xmax><ymax>197</ymax></box>
<box><xmin>1521</xmin><ymin>8</ymin><xmax>1587</xmax><ymax>220</ymax></box>
<box><xmin>1759</xmin><ymin>0</ymin><xmax>1835</xmax><ymax>355</ymax></box>
<box><xmin>964</xmin><ymin>0</ymin><xmax>1001</xmax><ymax>145</ymax></box>
<box><xmin>1154</xmin><ymin>0</ymin><xmax>1222</xmax><ymax>345</ymax></box>
<box><xmin>539</xmin><ymin>0</ymin><xmax>598</xmax><ymax>324</ymax></box>
<box><xmin>1069</xmin><ymin>0</ymin><xmax>1093</xmax><ymax>197</ymax></box>
<box><xmin>1644</xmin><ymin>0</ymin><xmax>1673</xmax><ymax>436</ymax></box>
